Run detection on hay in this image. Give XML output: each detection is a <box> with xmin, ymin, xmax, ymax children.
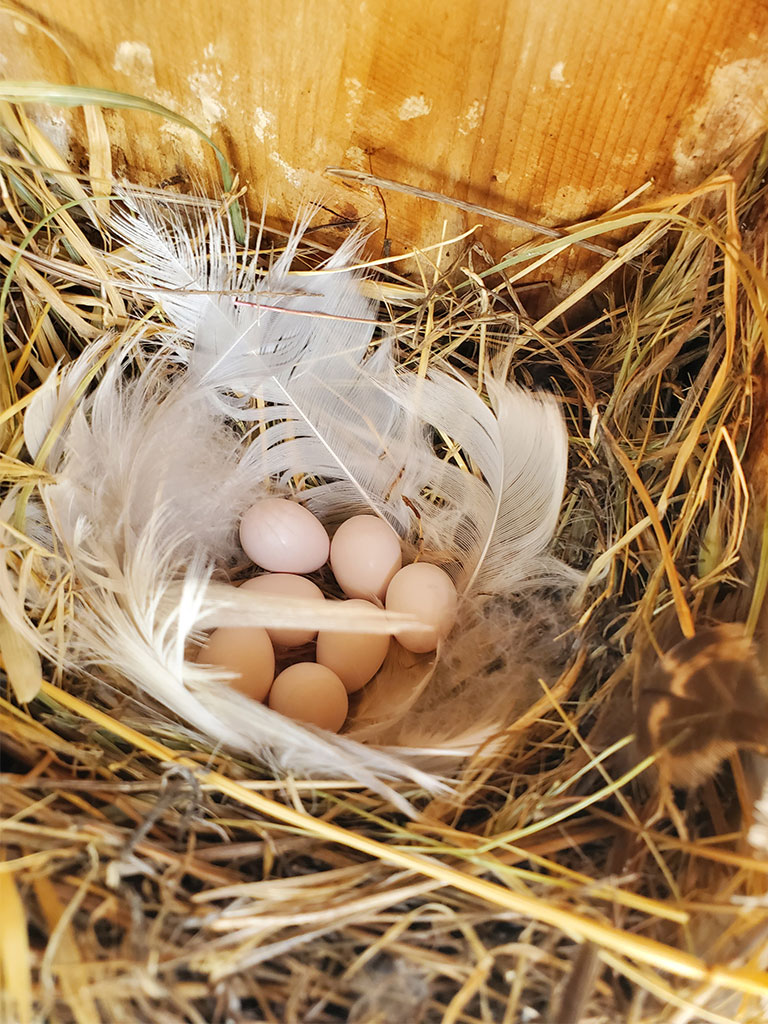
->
<box><xmin>2</xmin><ymin>91</ymin><xmax>768</xmax><ymax>1024</ymax></box>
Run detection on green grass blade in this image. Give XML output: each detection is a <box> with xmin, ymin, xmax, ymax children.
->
<box><xmin>0</xmin><ymin>81</ymin><xmax>245</xmax><ymax>242</ymax></box>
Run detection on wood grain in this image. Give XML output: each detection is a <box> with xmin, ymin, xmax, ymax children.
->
<box><xmin>2</xmin><ymin>0</ymin><xmax>768</xmax><ymax>277</ymax></box>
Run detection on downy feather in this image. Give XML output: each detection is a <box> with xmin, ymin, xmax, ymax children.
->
<box><xmin>3</xmin><ymin>189</ymin><xmax>577</xmax><ymax>799</ymax></box>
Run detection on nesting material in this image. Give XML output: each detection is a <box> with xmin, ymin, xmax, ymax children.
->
<box><xmin>240</xmin><ymin>573</ymin><xmax>325</xmax><ymax>647</ymax></box>
<box><xmin>0</xmin><ymin>187</ymin><xmax>573</xmax><ymax>802</ymax></box>
<box><xmin>2</xmin><ymin>95</ymin><xmax>768</xmax><ymax>1024</ymax></box>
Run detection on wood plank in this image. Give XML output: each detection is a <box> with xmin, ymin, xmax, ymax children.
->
<box><xmin>2</xmin><ymin>0</ymin><xmax>768</xmax><ymax>279</ymax></box>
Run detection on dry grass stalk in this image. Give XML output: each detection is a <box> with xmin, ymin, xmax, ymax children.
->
<box><xmin>1</xmin><ymin>89</ymin><xmax>768</xmax><ymax>1023</ymax></box>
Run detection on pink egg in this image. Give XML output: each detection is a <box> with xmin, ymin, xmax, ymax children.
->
<box><xmin>240</xmin><ymin>498</ymin><xmax>329</xmax><ymax>573</ymax></box>
<box><xmin>268</xmin><ymin>663</ymin><xmax>349</xmax><ymax>732</ymax></box>
<box><xmin>197</xmin><ymin>625</ymin><xmax>275</xmax><ymax>701</ymax></box>
<box><xmin>316</xmin><ymin>599</ymin><xmax>391</xmax><ymax>693</ymax></box>
<box><xmin>241</xmin><ymin>574</ymin><xmax>325</xmax><ymax>647</ymax></box>
<box><xmin>385</xmin><ymin>562</ymin><xmax>458</xmax><ymax>653</ymax></box>
<box><xmin>329</xmin><ymin>515</ymin><xmax>403</xmax><ymax>600</ymax></box>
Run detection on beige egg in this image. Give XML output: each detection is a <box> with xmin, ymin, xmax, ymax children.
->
<box><xmin>385</xmin><ymin>562</ymin><xmax>458</xmax><ymax>653</ymax></box>
<box><xmin>316</xmin><ymin>599</ymin><xmax>391</xmax><ymax>693</ymax></box>
<box><xmin>197</xmin><ymin>625</ymin><xmax>275</xmax><ymax>701</ymax></box>
<box><xmin>329</xmin><ymin>515</ymin><xmax>403</xmax><ymax>600</ymax></box>
<box><xmin>240</xmin><ymin>497</ymin><xmax>330</xmax><ymax>573</ymax></box>
<box><xmin>268</xmin><ymin>663</ymin><xmax>349</xmax><ymax>732</ymax></box>
<box><xmin>241</xmin><ymin>573</ymin><xmax>325</xmax><ymax>647</ymax></box>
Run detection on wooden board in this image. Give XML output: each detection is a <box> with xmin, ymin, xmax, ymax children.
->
<box><xmin>2</xmin><ymin>0</ymin><xmax>768</xmax><ymax>279</ymax></box>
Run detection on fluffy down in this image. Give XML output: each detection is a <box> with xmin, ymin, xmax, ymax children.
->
<box><xmin>1</xmin><ymin>192</ymin><xmax>575</xmax><ymax>805</ymax></box>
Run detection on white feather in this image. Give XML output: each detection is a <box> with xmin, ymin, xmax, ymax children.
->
<box><xmin>465</xmin><ymin>375</ymin><xmax>573</xmax><ymax>593</ymax></box>
<box><xmin>2</xmin><ymin>190</ymin><xmax>577</xmax><ymax>800</ymax></box>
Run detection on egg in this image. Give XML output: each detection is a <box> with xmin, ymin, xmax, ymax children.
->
<box><xmin>385</xmin><ymin>562</ymin><xmax>458</xmax><ymax>653</ymax></box>
<box><xmin>329</xmin><ymin>515</ymin><xmax>403</xmax><ymax>600</ymax></box>
<box><xmin>316</xmin><ymin>599</ymin><xmax>391</xmax><ymax>693</ymax></box>
<box><xmin>240</xmin><ymin>498</ymin><xmax>330</xmax><ymax>573</ymax></box>
<box><xmin>197</xmin><ymin>625</ymin><xmax>275</xmax><ymax>701</ymax></box>
<box><xmin>267</xmin><ymin>663</ymin><xmax>349</xmax><ymax>732</ymax></box>
<box><xmin>241</xmin><ymin>573</ymin><xmax>325</xmax><ymax>647</ymax></box>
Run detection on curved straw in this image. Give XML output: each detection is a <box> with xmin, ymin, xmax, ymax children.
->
<box><xmin>0</xmin><ymin>82</ymin><xmax>244</xmax><ymax>242</ymax></box>
<box><xmin>39</xmin><ymin>678</ymin><xmax>768</xmax><ymax>1001</ymax></box>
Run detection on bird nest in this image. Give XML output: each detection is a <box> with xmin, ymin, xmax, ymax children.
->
<box><xmin>2</xmin><ymin>91</ymin><xmax>768</xmax><ymax>1023</ymax></box>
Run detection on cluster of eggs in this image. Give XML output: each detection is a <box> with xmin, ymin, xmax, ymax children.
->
<box><xmin>196</xmin><ymin>498</ymin><xmax>458</xmax><ymax>732</ymax></box>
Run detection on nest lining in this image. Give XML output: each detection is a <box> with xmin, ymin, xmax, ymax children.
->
<box><xmin>1</xmin><ymin>94</ymin><xmax>768</xmax><ymax>1024</ymax></box>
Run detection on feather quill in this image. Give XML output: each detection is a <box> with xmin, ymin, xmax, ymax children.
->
<box><xmin>2</xmin><ymin>189</ymin><xmax>576</xmax><ymax>800</ymax></box>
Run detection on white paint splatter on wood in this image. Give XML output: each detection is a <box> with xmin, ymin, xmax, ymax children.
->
<box><xmin>188</xmin><ymin>67</ymin><xmax>225</xmax><ymax>127</ymax></box>
<box><xmin>458</xmin><ymin>100</ymin><xmax>484</xmax><ymax>135</ymax></box>
<box><xmin>269</xmin><ymin>151</ymin><xmax>303</xmax><ymax>188</ymax></box>
<box><xmin>253</xmin><ymin>107</ymin><xmax>275</xmax><ymax>142</ymax></box>
<box><xmin>673</xmin><ymin>57</ymin><xmax>767</xmax><ymax>182</ymax></box>
<box><xmin>550</xmin><ymin>61</ymin><xmax>566</xmax><ymax>83</ymax></box>
<box><xmin>113</xmin><ymin>41</ymin><xmax>155</xmax><ymax>81</ymax></box>
<box><xmin>398</xmin><ymin>95</ymin><xmax>432</xmax><ymax>121</ymax></box>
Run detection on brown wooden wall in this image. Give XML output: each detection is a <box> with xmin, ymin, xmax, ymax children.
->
<box><xmin>2</xmin><ymin>0</ymin><xmax>768</xmax><ymax>275</ymax></box>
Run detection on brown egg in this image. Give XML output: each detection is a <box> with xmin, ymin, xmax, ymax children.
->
<box><xmin>268</xmin><ymin>663</ymin><xmax>349</xmax><ymax>732</ymax></box>
<box><xmin>329</xmin><ymin>515</ymin><xmax>402</xmax><ymax>600</ymax></box>
<box><xmin>316</xmin><ymin>599</ymin><xmax>391</xmax><ymax>693</ymax></box>
<box><xmin>197</xmin><ymin>626</ymin><xmax>275</xmax><ymax>701</ymax></box>
<box><xmin>385</xmin><ymin>562</ymin><xmax>458</xmax><ymax>653</ymax></box>
<box><xmin>240</xmin><ymin>573</ymin><xmax>325</xmax><ymax>647</ymax></box>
